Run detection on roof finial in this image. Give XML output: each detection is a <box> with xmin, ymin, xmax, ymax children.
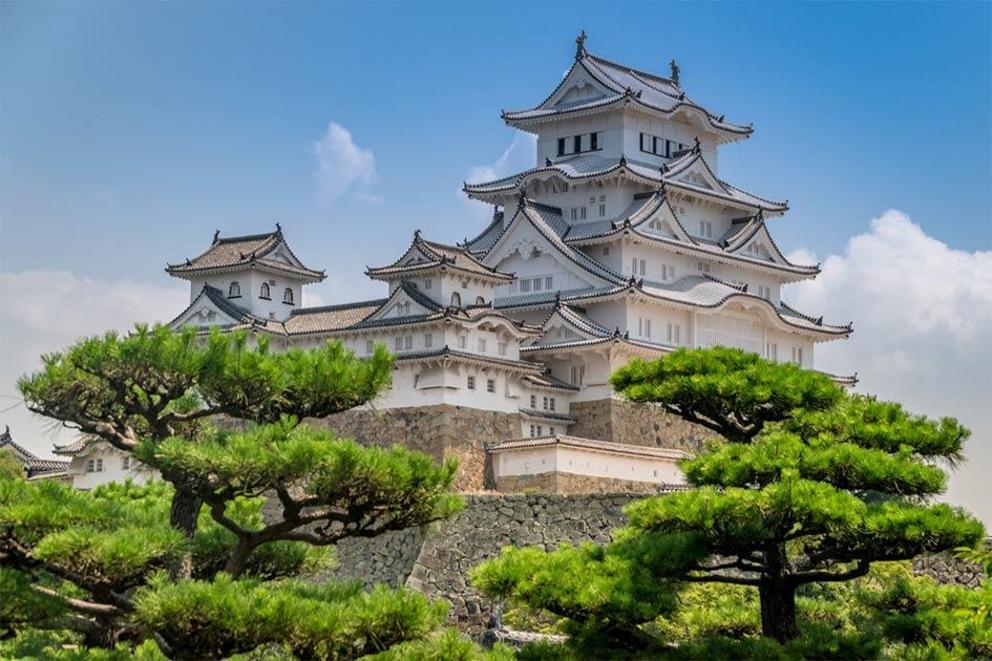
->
<box><xmin>575</xmin><ymin>30</ymin><xmax>587</xmax><ymax>59</ymax></box>
<box><xmin>693</xmin><ymin>136</ymin><xmax>701</xmax><ymax>152</ymax></box>
<box><xmin>275</xmin><ymin>222</ymin><xmax>282</xmax><ymax>233</ymax></box>
<box><xmin>554</xmin><ymin>291</ymin><xmax>562</xmax><ymax>308</ymax></box>
<box><xmin>414</xmin><ymin>229</ymin><xmax>422</xmax><ymax>240</ymax></box>
<box><xmin>517</xmin><ymin>188</ymin><xmax>527</xmax><ymax>208</ymax></box>
<box><xmin>212</xmin><ymin>229</ymin><xmax>220</xmax><ymax>243</ymax></box>
<box><xmin>669</xmin><ymin>59</ymin><xmax>681</xmax><ymax>86</ymax></box>
<box><xmin>545</xmin><ymin>157</ymin><xmax>553</xmax><ymax>167</ymax></box>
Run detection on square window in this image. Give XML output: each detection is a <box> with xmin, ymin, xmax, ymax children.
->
<box><xmin>467</xmin><ymin>376</ymin><xmax>475</xmax><ymax>390</ymax></box>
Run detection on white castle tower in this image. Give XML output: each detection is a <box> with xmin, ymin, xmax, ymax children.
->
<box><xmin>135</xmin><ymin>35</ymin><xmax>853</xmax><ymax>494</ymax></box>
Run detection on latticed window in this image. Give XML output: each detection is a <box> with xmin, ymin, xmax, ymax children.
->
<box><xmin>228</xmin><ymin>281</ymin><xmax>241</xmax><ymax>297</ymax></box>
<box><xmin>283</xmin><ymin>288</ymin><xmax>294</xmax><ymax>304</ymax></box>
<box><xmin>259</xmin><ymin>282</ymin><xmax>270</xmax><ymax>299</ymax></box>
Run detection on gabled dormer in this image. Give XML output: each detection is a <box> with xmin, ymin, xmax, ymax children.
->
<box><xmin>165</xmin><ymin>225</ymin><xmax>324</xmax><ymax>323</ymax></box>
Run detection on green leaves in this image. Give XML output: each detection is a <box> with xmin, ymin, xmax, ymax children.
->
<box><xmin>133</xmin><ymin>574</ymin><xmax>448</xmax><ymax>659</ymax></box>
<box><xmin>611</xmin><ymin>348</ymin><xmax>842</xmax><ymax>442</ymax></box>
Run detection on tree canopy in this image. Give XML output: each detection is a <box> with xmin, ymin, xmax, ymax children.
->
<box><xmin>475</xmin><ymin>347</ymin><xmax>984</xmax><ymax>650</ymax></box>
<box><xmin>2</xmin><ymin>326</ymin><xmax>483</xmax><ymax>658</ymax></box>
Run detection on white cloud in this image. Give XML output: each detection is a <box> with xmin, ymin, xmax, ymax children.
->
<box><xmin>459</xmin><ymin>130</ymin><xmax>537</xmax><ymax>222</ymax></box>
<box><xmin>312</xmin><ymin>122</ymin><xmax>379</xmax><ymax>206</ymax></box>
<box><xmin>785</xmin><ymin>209</ymin><xmax>992</xmax><ymax>525</ymax></box>
<box><xmin>0</xmin><ymin>271</ymin><xmax>188</xmax><ymax>457</ymax></box>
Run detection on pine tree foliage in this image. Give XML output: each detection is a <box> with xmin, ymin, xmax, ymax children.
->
<box><xmin>2</xmin><ymin>326</ymin><xmax>481</xmax><ymax>658</ymax></box>
<box><xmin>474</xmin><ymin>348</ymin><xmax>984</xmax><ymax>648</ymax></box>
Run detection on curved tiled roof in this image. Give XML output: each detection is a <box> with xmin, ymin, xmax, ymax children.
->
<box><xmin>283</xmin><ymin>299</ymin><xmax>386</xmax><ymax>334</ymax></box>
<box><xmin>395</xmin><ymin>345</ymin><xmax>544</xmax><ymax>373</ymax></box>
<box><xmin>368</xmin><ymin>231</ymin><xmax>513</xmax><ymax>282</ymax></box>
<box><xmin>166</xmin><ymin>226</ymin><xmax>325</xmax><ymax>282</ymax></box>
<box><xmin>486</xmin><ymin>434</ymin><xmax>689</xmax><ymax>462</ymax></box>
<box><xmin>463</xmin><ymin>150</ymin><xmax>787</xmax><ymax>213</ymax></box>
<box><xmin>502</xmin><ymin>47</ymin><xmax>751</xmax><ymax>140</ymax></box>
<box><xmin>521</xmin><ymin>371</ymin><xmax>581</xmax><ymax>393</ymax></box>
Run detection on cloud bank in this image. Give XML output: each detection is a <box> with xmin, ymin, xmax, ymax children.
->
<box><xmin>312</xmin><ymin>121</ymin><xmax>379</xmax><ymax>205</ymax></box>
<box><xmin>0</xmin><ymin>271</ymin><xmax>189</xmax><ymax>455</ymax></box>
<box><xmin>786</xmin><ymin>209</ymin><xmax>992</xmax><ymax>525</ymax></box>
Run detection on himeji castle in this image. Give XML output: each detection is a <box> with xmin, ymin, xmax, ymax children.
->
<box><xmin>62</xmin><ymin>35</ymin><xmax>854</xmax><ymax>493</ymax></box>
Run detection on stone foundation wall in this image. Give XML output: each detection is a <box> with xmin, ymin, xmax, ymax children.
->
<box><xmin>570</xmin><ymin>398</ymin><xmax>710</xmax><ymax>453</ymax></box>
<box><xmin>328</xmin><ymin>492</ymin><xmax>642</xmax><ymax>634</ymax></box>
<box><xmin>496</xmin><ymin>472</ymin><xmax>676</xmax><ymax>494</ymax></box>
<box><xmin>307</xmin><ymin>405</ymin><xmax>519</xmax><ymax>490</ymax></box>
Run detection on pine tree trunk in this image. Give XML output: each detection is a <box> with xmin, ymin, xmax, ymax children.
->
<box><xmin>758</xmin><ymin>582</ymin><xmax>798</xmax><ymax>642</ymax></box>
<box><xmin>168</xmin><ymin>485</ymin><xmax>202</xmax><ymax>579</ymax></box>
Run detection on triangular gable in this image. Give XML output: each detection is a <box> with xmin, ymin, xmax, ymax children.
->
<box><xmin>725</xmin><ymin>221</ymin><xmax>793</xmax><ymax>266</ymax></box>
<box><xmin>670</xmin><ymin>155</ymin><xmax>729</xmax><ymax>197</ymax></box>
<box><xmin>364</xmin><ymin>282</ymin><xmax>441</xmax><ymax>322</ymax></box>
<box><xmin>538</xmin><ymin>305</ymin><xmax>611</xmax><ymax>345</ymax></box>
<box><xmin>483</xmin><ymin>203</ymin><xmax>625</xmax><ymax>288</ymax></box>
<box><xmin>265</xmin><ymin>239</ymin><xmax>308</xmax><ymax>269</ymax></box>
<box><xmin>541</xmin><ymin>60</ymin><xmax>615</xmax><ymax>111</ymax></box>
<box><xmin>170</xmin><ymin>287</ymin><xmax>251</xmax><ymax>329</ymax></box>
<box><xmin>633</xmin><ymin>196</ymin><xmax>697</xmax><ymax>245</ymax></box>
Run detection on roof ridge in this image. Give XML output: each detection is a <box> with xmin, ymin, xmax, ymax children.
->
<box><xmin>213</xmin><ymin>230</ymin><xmax>280</xmax><ymax>245</ymax></box>
<box><xmin>585</xmin><ymin>51</ymin><xmax>678</xmax><ymax>87</ymax></box>
<box><xmin>289</xmin><ymin>298</ymin><xmax>388</xmax><ymax>315</ymax></box>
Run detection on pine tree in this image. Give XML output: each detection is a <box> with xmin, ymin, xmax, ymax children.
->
<box><xmin>1</xmin><ymin>325</ymin><xmax>482</xmax><ymax>657</ymax></box>
<box><xmin>475</xmin><ymin>348</ymin><xmax>984</xmax><ymax>647</ymax></box>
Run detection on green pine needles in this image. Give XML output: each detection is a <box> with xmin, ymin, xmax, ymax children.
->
<box><xmin>474</xmin><ymin>347</ymin><xmax>984</xmax><ymax>651</ymax></box>
<box><xmin>1</xmin><ymin>326</ymin><xmax>486</xmax><ymax>658</ymax></box>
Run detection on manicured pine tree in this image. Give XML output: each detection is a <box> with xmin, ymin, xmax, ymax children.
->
<box><xmin>1</xmin><ymin>325</ymin><xmax>487</xmax><ymax>657</ymax></box>
<box><xmin>475</xmin><ymin>347</ymin><xmax>984</xmax><ymax>646</ymax></box>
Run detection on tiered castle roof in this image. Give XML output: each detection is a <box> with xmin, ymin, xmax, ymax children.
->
<box><xmin>366</xmin><ymin>230</ymin><xmax>513</xmax><ymax>283</ymax></box>
<box><xmin>502</xmin><ymin>32</ymin><xmax>751</xmax><ymax>142</ymax></box>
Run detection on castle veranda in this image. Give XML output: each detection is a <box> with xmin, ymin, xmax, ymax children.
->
<box><xmin>84</xmin><ymin>35</ymin><xmax>853</xmax><ymax>494</ymax></box>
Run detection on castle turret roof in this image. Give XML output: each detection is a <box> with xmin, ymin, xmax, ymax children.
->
<box><xmin>166</xmin><ymin>225</ymin><xmax>325</xmax><ymax>283</ymax></box>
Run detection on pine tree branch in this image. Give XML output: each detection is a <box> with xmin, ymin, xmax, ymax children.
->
<box><xmin>28</xmin><ymin>584</ymin><xmax>122</xmax><ymax>616</ymax></box>
<box><xmin>790</xmin><ymin>559</ymin><xmax>870</xmax><ymax>586</ymax></box>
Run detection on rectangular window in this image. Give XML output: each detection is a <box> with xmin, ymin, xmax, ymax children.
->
<box><xmin>394</xmin><ymin>337</ymin><xmax>403</xmax><ymax>351</ymax></box>
<box><xmin>574</xmin><ymin>135</ymin><xmax>582</xmax><ymax>153</ymax></box>
<box><xmin>467</xmin><ymin>375</ymin><xmax>475</xmax><ymax>390</ymax></box>
<box><xmin>530</xmin><ymin>395</ymin><xmax>537</xmax><ymax>408</ymax></box>
<box><xmin>792</xmin><ymin>347</ymin><xmax>804</xmax><ymax>365</ymax></box>
<box><xmin>545</xmin><ymin>276</ymin><xmax>553</xmax><ymax>290</ymax></box>
<box><xmin>533</xmin><ymin>277</ymin><xmax>543</xmax><ymax>292</ymax></box>
<box><xmin>530</xmin><ymin>425</ymin><xmax>536</xmax><ymax>437</ymax></box>
<box><xmin>543</xmin><ymin>396</ymin><xmax>549</xmax><ymax>410</ymax></box>
<box><xmin>549</xmin><ymin>397</ymin><xmax>556</xmax><ymax>411</ymax></box>
<box><xmin>699</xmin><ymin>221</ymin><xmax>713</xmax><ymax>238</ymax></box>
<box><xmin>536</xmin><ymin>425</ymin><xmax>543</xmax><ymax>436</ymax></box>
<box><xmin>478</xmin><ymin>338</ymin><xmax>487</xmax><ymax>353</ymax></box>
<box><xmin>122</xmin><ymin>456</ymin><xmax>131</xmax><ymax>470</ymax></box>
<box><xmin>640</xmin><ymin>132</ymin><xmax>648</xmax><ymax>152</ymax></box>
<box><xmin>498</xmin><ymin>341</ymin><xmax>507</xmax><ymax>356</ymax></box>
<box><xmin>520</xmin><ymin>279</ymin><xmax>531</xmax><ymax>293</ymax></box>
<box><xmin>404</xmin><ymin>336</ymin><xmax>413</xmax><ymax>350</ymax></box>
<box><xmin>570</xmin><ymin>365</ymin><xmax>585</xmax><ymax>385</ymax></box>
<box><xmin>580</xmin><ymin>206</ymin><xmax>587</xmax><ymax>220</ymax></box>
<box><xmin>570</xmin><ymin>208</ymin><xmax>578</xmax><ymax>221</ymax></box>
<box><xmin>487</xmin><ymin>378</ymin><xmax>496</xmax><ymax>393</ymax></box>
<box><xmin>697</xmin><ymin>262</ymin><xmax>712</xmax><ymax>274</ymax></box>
<box><xmin>639</xmin><ymin>259</ymin><xmax>646</xmax><ymax>275</ymax></box>
<box><xmin>424</xmin><ymin>333</ymin><xmax>433</xmax><ymax>348</ymax></box>
<box><xmin>557</xmin><ymin>138</ymin><xmax>565</xmax><ymax>157</ymax></box>
<box><xmin>766</xmin><ymin>342</ymin><xmax>778</xmax><ymax>361</ymax></box>
<box><xmin>457</xmin><ymin>335</ymin><xmax>467</xmax><ymax>349</ymax></box>
<box><xmin>653</xmin><ymin>136</ymin><xmax>661</xmax><ymax>155</ymax></box>
<box><xmin>599</xmin><ymin>204</ymin><xmax>606</xmax><ymax>217</ymax></box>
<box><xmin>590</xmin><ymin>132</ymin><xmax>598</xmax><ymax>150</ymax></box>
<box><xmin>366</xmin><ymin>340</ymin><xmax>374</xmax><ymax>354</ymax></box>
<box><xmin>424</xmin><ymin>279</ymin><xmax>432</xmax><ymax>290</ymax></box>
<box><xmin>96</xmin><ymin>459</ymin><xmax>103</xmax><ymax>472</ymax></box>
<box><xmin>86</xmin><ymin>459</ymin><xmax>94</xmax><ymax>473</ymax></box>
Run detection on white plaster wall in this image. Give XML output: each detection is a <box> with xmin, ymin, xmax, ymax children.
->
<box><xmin>69</xmin><ymin>445</ymin><xmax>158</xmax><ymax>490</ymax></box>
<box><xmin>494</xmin><ymin>444</ymin><xmax>685</xmax><ymax>485</ymax></box>
<box><xmin>368</xmin><ymin>363</ymin><xmax>523</xmax><ymax>412</ymax></box>
<box><xmin>187</xmin><ymin>272</ymin><xmax>302</xmax><ymax>322</ymax></box>
<box><xmin>494</xmin><ymin>252</ymin><xmax>597</xmax><ymax>296</ymax></box>
<box><xmin>621</xmin><ymin>111</ymin><xmax>719</xmax><ymax>172</ymax></box>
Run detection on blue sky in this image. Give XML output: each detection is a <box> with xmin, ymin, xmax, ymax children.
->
<box><xmin>1</xmin><ymin>2</ymin><xmax>991</xmax><ymax>523</ymax></box>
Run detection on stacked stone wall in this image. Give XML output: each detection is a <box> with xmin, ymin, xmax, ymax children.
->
<box><xmin>569</xmin><ymin>398</ymin><xmax>710</xmax><ymax>453</ymax></box>
<box><xmin>308</xmin><ymin>405</ymin><xmax>519</xmax><ymax>490</ymax></box>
